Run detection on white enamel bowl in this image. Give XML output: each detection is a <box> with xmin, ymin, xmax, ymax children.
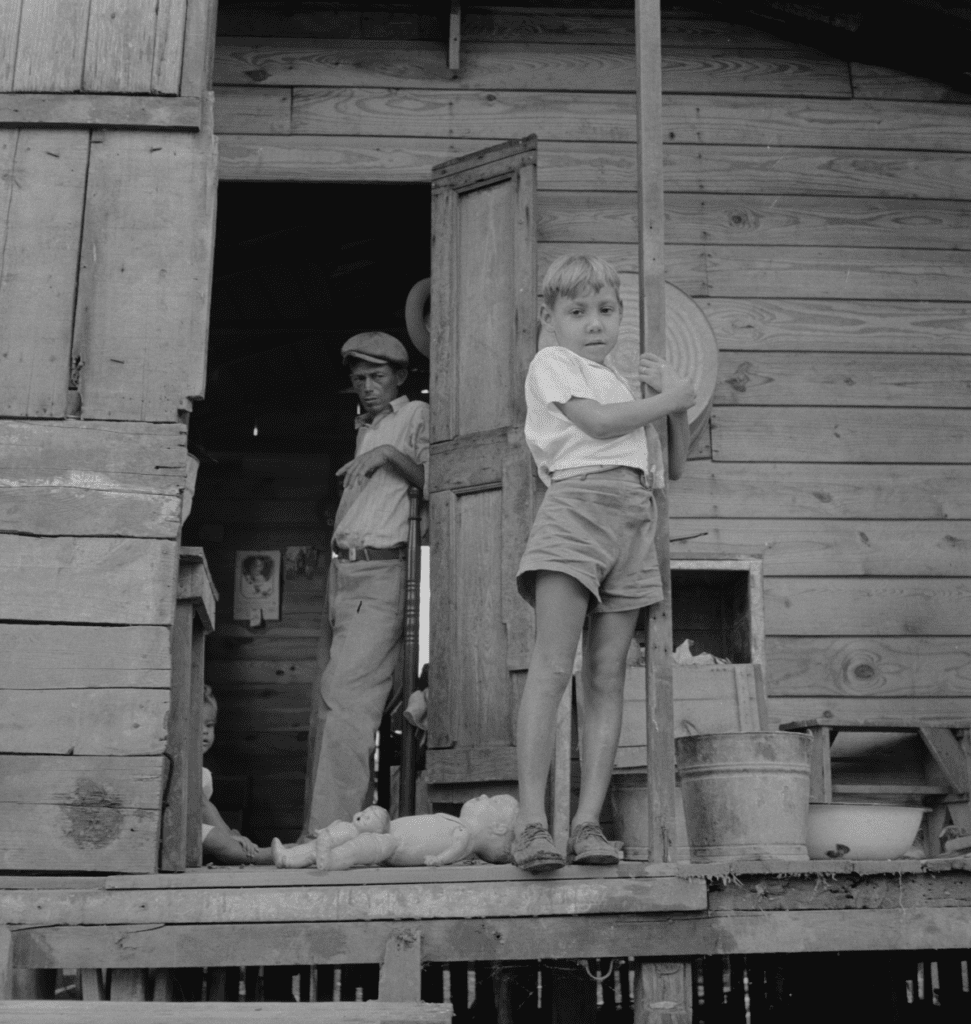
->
<box><xmin>807</xmin><ymin>803</ymin><xmax>925</xmax><ymax>861</ymax></box>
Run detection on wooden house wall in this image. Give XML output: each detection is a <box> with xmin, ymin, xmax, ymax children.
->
<box><xmin>0</xmin><ymin>0</ymin><xmax>218</xmax><ymax>872</ymax></box>
<box><xmin>212</xmin><ymin>4</ymin><xmax>971</xmax><ymax>759</ymax></box>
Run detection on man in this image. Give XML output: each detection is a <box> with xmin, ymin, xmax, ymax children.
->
<box><xmin>304</xmin><ymin>331</ymin><xmax>429</xmax><ymax>835</ymax></box>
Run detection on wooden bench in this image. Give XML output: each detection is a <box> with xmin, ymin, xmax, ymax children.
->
<box><xmin>0</xmin><ymin>1004</ymin><xmax>452</xmax><ymax>1023</ymax></box>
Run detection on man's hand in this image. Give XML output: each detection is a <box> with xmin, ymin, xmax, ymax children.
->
<box><xmin>336</xmin><ymin>446</ymin><xmax>391</xmax><ymax>490</ymax></box>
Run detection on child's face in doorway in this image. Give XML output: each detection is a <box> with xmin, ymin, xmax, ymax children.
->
<box><xmin>202</xmin><ymin>709</ymin><xmax>216</xmax><ymax>754</ymax></box>
<box><xmin>541</xmin><ymin>285</ymin><xmax>622</xmax><ymax>365</ymax></box>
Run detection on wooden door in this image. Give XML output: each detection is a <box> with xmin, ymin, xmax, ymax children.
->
<box><xmin>425</xmin><ymin>137</ymin><xmax>539</xmax><ymax>805</ymax></box>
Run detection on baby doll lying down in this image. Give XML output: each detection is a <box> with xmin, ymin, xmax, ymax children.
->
<box><xmin>272</xmin><ymin>794</ymin><xmax>519</xmax><ymax>870</ymax></box>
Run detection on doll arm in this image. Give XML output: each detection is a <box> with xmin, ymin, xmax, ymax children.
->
<box><xmin>424</xmin><ymin>824</ymin><xmax>473</xmax><ymax>867</ymax></box>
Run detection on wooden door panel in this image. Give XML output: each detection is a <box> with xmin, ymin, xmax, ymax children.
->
<box><xmin>427</xmin><ymin>138</ymin><xmax>538</xmax><ymax>793</ymax></box>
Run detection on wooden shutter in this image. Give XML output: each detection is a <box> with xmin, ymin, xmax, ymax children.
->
<box><xmin>425</xmin><ymin>137</ymin><xmax>539</xmax><ymax>804</ymax></box>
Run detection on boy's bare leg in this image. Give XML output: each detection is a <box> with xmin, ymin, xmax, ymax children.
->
<box><xmin>573</xmin><ymin>608</ymin><xmax>639</xmax><ymax>827</ymax></box>
<box><xmin>515</xmin><ymin>571</ymin><xmax>590</xmax><ymax>828</ymax></box>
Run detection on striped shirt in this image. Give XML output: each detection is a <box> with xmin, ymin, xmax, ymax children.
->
<box><xmin>524</xmin><ymin>345</ymin><xmax>664</xmax><ymax>488</ymax></box>
<box><xmin>332</xmin><ymin>396</ymin><xmax>430</xmax><ymax>549</ymax></box>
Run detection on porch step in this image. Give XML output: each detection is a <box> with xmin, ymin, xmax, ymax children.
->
<box><xmin>0</xmin><ymin>1002</ymin><xmax>452</xmax><ymax>1023</ymax></box>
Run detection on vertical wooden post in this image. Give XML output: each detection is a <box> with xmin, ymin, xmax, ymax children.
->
<box><xmin>635</xmin><ymin>0</ymin><xmax>676</xmax><ymax>863</ymax></box>
<box><xmin>161</xmin><ymin>548</ymin><xmax>216</xmax><ymax>870</ymax></box>
<box><xmin>379</xmin><ymin>929</ymin><xmax>422</xmax><ymax>1002</ymax></box>
<box><xmin>0</xmin><ymin>926</ymin><xmax>13</xmax><ymax>1001</ymax></box>
<box><xmin>634</xmin><ymin>961</ymin><xmax>694</xmax><ymax>1024</ymax></box>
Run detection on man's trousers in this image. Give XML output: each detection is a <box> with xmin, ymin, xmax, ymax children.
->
<box><xmin>304</xmin><ymin>557</ymin><xmax>405</xmax><ymax>835</ymax></box>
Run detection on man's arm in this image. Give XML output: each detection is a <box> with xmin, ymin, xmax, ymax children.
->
<box><xmin>336</xmin><ymin>444</ymin><xmax>424</xmax><ymax>491</ymax></box>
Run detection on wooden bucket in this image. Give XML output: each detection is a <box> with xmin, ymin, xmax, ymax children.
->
<box><xmin>676</xmin><ymin>732</ymin><xmax>811</xmax><ymax>862</ymax></box>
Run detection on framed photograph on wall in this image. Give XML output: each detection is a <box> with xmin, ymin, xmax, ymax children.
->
<box><xmin>233</xmin><ymin>549</ymin><xmax>281</xmax><ymax>624</ymax></box>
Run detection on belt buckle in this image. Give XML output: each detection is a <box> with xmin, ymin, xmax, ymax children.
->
<box><xmin>348</xmin><ymin>546</ymin><xmax>358</xmax><ymax>562</ymax></box>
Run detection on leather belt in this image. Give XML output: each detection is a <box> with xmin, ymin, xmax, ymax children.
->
<box><xmin>334</xmin><ymin>545</ymin><xmax>407</xmax><ymax>562</ymax></box>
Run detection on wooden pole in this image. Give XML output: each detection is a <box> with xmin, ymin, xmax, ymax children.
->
<box><xmin>398</xmin><ymin>487</ymin><xmax>423</xmax><ymax>816</ymax></box>
<box><xmin>635</xmin><ymin>0</ymin><xmax>677</xmax><ymax>863</ymax></box>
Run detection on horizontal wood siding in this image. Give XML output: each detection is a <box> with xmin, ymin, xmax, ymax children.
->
<box><xmin>212</xmin><ymin>11</ymin><xmax>971</xmax><ymax>743</ymax></box>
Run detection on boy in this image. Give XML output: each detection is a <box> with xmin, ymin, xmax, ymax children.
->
<box><xmin>512</xmin><ymin>254</ymin><xmax>696</xmax><ymax>872</ymax></box>
<box><xmin>201</xmin><ymin>686</ymin><xmax>274</xmax><ymax>864</ymax></box>
<box><xmin>304</xmin><ymin>331</ymin><xmax>429</xmax><ymax>836</ymax></box>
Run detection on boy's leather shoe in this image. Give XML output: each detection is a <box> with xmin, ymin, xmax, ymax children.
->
<box><xmin>512</xmin><ymin>822</ymin><xmax>565</xmax><ymax>872</ymax></box>
<box><xmin>568</xmin><ymin>821</ymin><xmax>620</xmax><ymax>865</ymax></box>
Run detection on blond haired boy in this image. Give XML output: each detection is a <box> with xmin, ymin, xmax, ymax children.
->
<box><xmin>512</xmin><ymin>254</ymin><xmax>695</xmax><ymax>871</ymax></box>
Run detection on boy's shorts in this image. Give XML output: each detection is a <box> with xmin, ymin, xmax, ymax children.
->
<box><xmin>516</xmin><ymin>466</ymin><xmax>662</xmax><ymax>614</ymax></box>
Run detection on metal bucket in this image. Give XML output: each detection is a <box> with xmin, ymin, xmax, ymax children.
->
<box><xmin>676</xmin><ymin>732</ymin><xmax>811</xmax><ymax>862</ymax></box>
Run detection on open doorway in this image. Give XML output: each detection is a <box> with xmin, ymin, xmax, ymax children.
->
<box><xmin>183</xmin><ymin>182</ymin><xmax>430</xmax><ymax>845</ymax></box>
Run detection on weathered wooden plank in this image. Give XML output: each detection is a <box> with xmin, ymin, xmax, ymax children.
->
<box><xmin>0</xmin><ymin>690</ymin><xmax>168</xmax><ymax>755</ymax></box>
<box><xmin>213</xmin><ymin>10</ymin><xmax>787</xmax><ymax>45</ymax></box>
<box><xmin>152</xmin><ymin>0</ymin><xmax>188</xmax><ymax>95</ymax></box>
<box><xmin>764</xmin><ymin>578</ymin><xmax>971</xmax><ymax>636</ymax></box>
<box><xmin>0</xmin><ymin>875</ymin><xmax>707</xmax><ymax>926</ymax></box>
<box><xmin>212</xmin><ymin>86</ymin><xmax>291</xmax><ymax>134</ymax></box>
<box><xmin>0</xmin><ymin>537</ymin><xmax>178</xmax><ymax>625</ymax></box>
<box><xmin>696</xmin><ymin>299</ymin><xmax>971</xmax><ymax>355</ymax></box>
<box><xmin>83</xmin><ymin>0</ymin><xmax>156</xmax><ymax>93</ymax></box>
<box><xmin>767</xmin><ymin>696</ymin><xmax>971</xmax><ymax>725</ymax></box>
<box><xmin>715</xmin><ymin>352</ymin><xmax>971</xmax><ymax>408</ymax></box>
<box><xmin>540</xmin><ymin>143</ymin><xmax>971</xmax><ymax>198</ymax></box>
<box><xmin>218</xmin><ymin>41</ymin><xmax>848</xmax><ymax>95</ymax></box>
<box><xmin>0</xmin><ymin>624</ymin><xmax>170</xmax><ymax>690</ymax></box>
<box><xmin>538</xmin><ymin>192</ymin><xmax>971</xmax><ymax>248</ymax></box>
<box><xmin>15</xmin><ymin>905</ymin><xmax>971</xmax><ymax>970</ymax></box>
<box><xmin>0</xmin><ymin>95</ymin><xmax>202</xmax><ymax>129</ymax></box>
<box><xmin>211</xmin><ymin>41</ymin><xmax>969</xmax><ymax>149</ymax></box>
<box><xmin>0</xmin><ymin>419</ymin><xmax>186</xmax><ymax>481</ymax></box>
<box><xmin>662</xmin><ymin>95</ymin><xmax>971</xmax><ymax>150</ymax></box>
<box><xmin>670</xmin><ymin>462</ymin><xmax>971</xmax><ymax>520</ymax></box>
<box><xmin>180</xmin><ymin>0</ymin><xmax>218</xmax><ymax>99</ymax></box>
<box><xmin>670</xmin><ymin>519</ymin><xmax>971</xmax><ymax>576</ymax></box>
<box><xmin>543</xmin><ymin>246</ymin><xmax>971</xmax><ymax>301</ymax></box>
<box><xmin>0</xmin><ymin>2</ymin><xmax>20</xmax><ymax>90</ymax></box>
<box><xmin>712</xmin><ymin>407</ymin><xmax>971</xmax><ymax>463</ymax></box>
<box><xmin>851</xmin><ymin>62</ymin><xmax>971</xmax><ymax>104</ymax></box>
<box><xmin>216</xmin><ymin>135</ymin><xmax>971</xmax><ymax>198</ymax></box>
<box><xmin>73</xmin><ymin>127</ymin><xmax>217</xmax><ymax>421</ymax></box>
<box><xmin>0</xmin><ymin>755</ymin><xmax>164</xmax><ymax>873</ymax></box>
<box><xmin>0</xmin><ymin>130</ymin><xmax>88</xmax><ymax>418</ymax></box>
<box><xmin>286</xmin><ymin>78</ymin><xmax>889</xmax><ymax>140</ymax></box>
<box><xmin>207</xmin><ymin>659</ymin><xmax>317</xmax><ymax>687</ymax></box>
<box><xmin>12</xmin><ymin>0</ymin><xmax>89</xmax><ymax>91</ymax></box>
<box><xmin>0</xmin><ymin>418</ymin><xmax>185</xmax><ymax>535</ymax></box>
<box><xmin>0</xmin><ymin>1004</ymin><xmax>452</xmax><ymax>1024</ymax></box>
<box><xmin>766</xmin><ymin>637</ymin><xmax>971</xmax><ymax>698</ymax></box>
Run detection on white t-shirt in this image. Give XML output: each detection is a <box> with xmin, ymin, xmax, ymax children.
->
<box><xmin>524</xmin><ymin>346</ymin><xmax>663</xmax><ymax>487</ymax></box>
<box><xmin>201</xmin><ymin>767</ymin><xmax>214</xmax><ymax>842</ymax></box>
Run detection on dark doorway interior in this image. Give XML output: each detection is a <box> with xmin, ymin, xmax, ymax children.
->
<box><xmin>184</xmin><ymin>182</ymin><xmax>430</xmax><ymax>845</ymax></box>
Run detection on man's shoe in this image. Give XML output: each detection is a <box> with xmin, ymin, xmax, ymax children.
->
<box><xmin>568</xmin><ymin>821</ymin><xmax>620</xmax><ymax>865</ymax></box>
<box><xmin>512</xmin><ymin>822</ymin><xmax>565</xmax><ymax>873</ymax></box>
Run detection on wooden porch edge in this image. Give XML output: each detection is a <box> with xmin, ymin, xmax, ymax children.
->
<box><xmin>10</xmin><ymin>907</ymin><xmax>971</xmax><ymax>969</ymax></box>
